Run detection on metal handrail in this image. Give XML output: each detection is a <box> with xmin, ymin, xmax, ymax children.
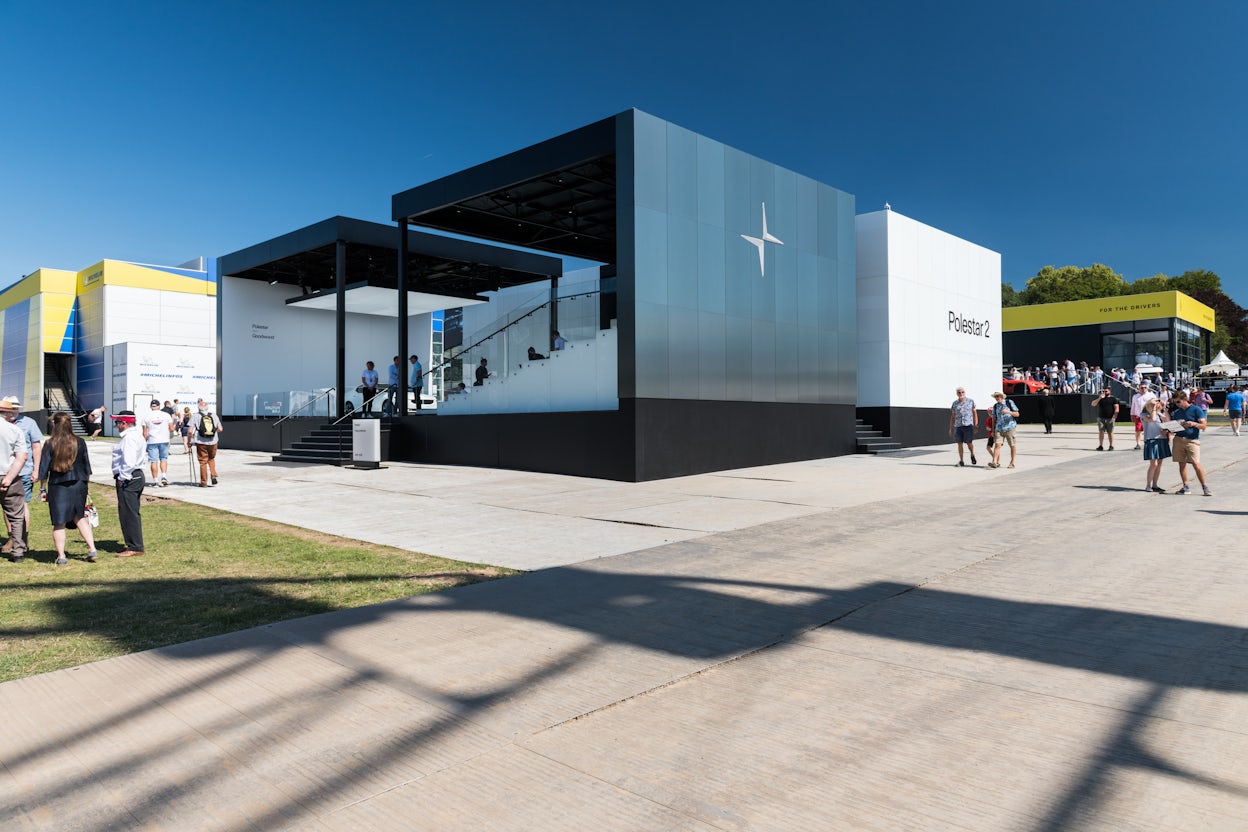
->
<box><xmin>272</xmin><ymin>387</ymin><xmax>336</xmax><ymax>427</ymax></box>
<box><xmin>332</xmin><ymin>386</ymin><xmax>390</xmax><ymax>425</ymax></box>
<box><xmin>426</xmin><ymin>288</ymin><xmax>601</xmax><ymax>383</ymax></box>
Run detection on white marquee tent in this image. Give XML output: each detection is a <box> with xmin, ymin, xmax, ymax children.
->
<box><xmin>1199</xmin><ymin>350</ymin><xmax>1240</xmax><ymax>375</ymax></box>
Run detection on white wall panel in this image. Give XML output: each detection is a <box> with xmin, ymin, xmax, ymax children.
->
<box><xmin>220</xmin><ymin>277</ymin><xmax>434</xmax><ymax>415</ymax></box>
<box><xmin>856</xmin><ymin>210</ymin><xmax>1001</xmax><ymax>409</ymax></box>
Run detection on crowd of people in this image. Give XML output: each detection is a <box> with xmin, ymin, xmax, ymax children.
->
<box><xmin>1</xmin><ymin>397</ymin><xmax>223</xmax><ymax>565</ymax></box>
<box><xmin>949</xmin><ymin>380</ymin><xmax>1226</xmax><ymax>496</ymax></box>
<box><xmin>1008</xmin><ymin>360</ymin><xmax>1198</xmax><ymax>395</ymax></box>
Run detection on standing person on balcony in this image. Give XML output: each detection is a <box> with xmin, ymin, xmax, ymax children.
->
<box><xmin>1094</xmin><ymin>387</ymin><xmax>1120</xmax><ymax>451</ymax></box>
<box><xmin>947</xmin><ymin>387</ymin><xmax>978</xmax><ymax>467</ymax></box>
<box><xmin>1129</xmin><ymin>382</ymin><xmax>1157</xmax><ymax>450</ymax></box>
<box><xmin>409</xmin><ymin>354</ymin><xmax>423</xmax><ymax>410</ymax></box>
<box><xmin>552</xmin><ymin>331</ymin><xmax>566</xmax><ymax>351</ymax></box>
<box><xmin>360</xmin><ymin>361</ymin><xmax>379</xmax><ymax>417</ymax></box>
<box><xmin>474</xmin><ymin>358</ymin><xmax>489</xmax><ymax>387</ymax></box>
<box><xmin>386</xmin><ymin>356</ymin><xmax>402</xmax><ymax>415</ymax></box>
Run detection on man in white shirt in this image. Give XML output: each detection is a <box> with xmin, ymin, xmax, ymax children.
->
<box><xmin>0</xmin><ymin>399</ymin><xmax>30</xmax><ymax>562</ymax></box>
<box><xmin>110</xmin><ymin>411</ymin><xmax>146</xmax><ymax>557</ymax></box>
<box><xmin>141</xmin><ymin>399</ymin><xmax>175</xmax><ymax>487</ymax></box>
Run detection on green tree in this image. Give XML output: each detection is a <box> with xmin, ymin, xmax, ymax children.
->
<box><xmin>1186</xmin><ymin>287</ymin><xmax>1248</xmax><ymax>365</ymax></box>
<box><xmin>1121</xmin><ymin>273</ymin><xmax>1170</xmax><ymax>295</ymax></box>
<box><xmin>1169</xmin><ymin>269</ymin><xmax>1222</xmax><ymax>296</ymax></box>
<box><xmin>1001</xmin><ymin>282</ymin><xmax>1022</xmax><ymax>307</ymax></box>
<box><xmin>1018</xmin><ymin>264</ymin><xmax>1126</xmax><ymax>305</ymax></box>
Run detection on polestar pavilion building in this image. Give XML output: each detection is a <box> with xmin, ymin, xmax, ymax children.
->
<box><xmin>218</xmin><ymin>110</ymin><xmax>1001</xmax><ymax>480</ymax></box>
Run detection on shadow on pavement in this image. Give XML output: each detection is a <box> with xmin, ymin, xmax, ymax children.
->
<box><xmin>2</xmin><ymin>565</ymin><xmax>1244</xmax><ymax>831</ymax></box>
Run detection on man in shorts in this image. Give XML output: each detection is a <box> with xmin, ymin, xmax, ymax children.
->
<box><xmin>947</xmin><ymin>387</ymin><xmax>978</xmax><ymax>467</ymax></box>
<box><xmin>141</xmin><ymin>399</ymin><xmax>175</xmax><ymax>487</ymax></box>
<box><xmin>1093</xmin><ymin>387</ymin><xmax>1119</xmax><ymax>451</ymax></box>
<box><xmin>1169</xmin><ymin>390</ymin><xmax>1210</xmax><ymax>496</ymax></box>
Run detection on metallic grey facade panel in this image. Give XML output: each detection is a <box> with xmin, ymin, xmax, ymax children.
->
<box><xmin>667</xmin><ymin>304</ymin><xmax>700</xmax><ymax>394</ymax></box>
<box><xmin>697</xmin><ymin>311</ymin><xmax>727</xmax><ymax>400</ymax></box>
<box><xmin>634</xmin><ymin>300</ymin><xmax>670</xmax><ymax>400</ymax></box>
<box><xmin>665</xmin><ymin>123</ymin><xmax>699</xmax><ymax>221</ymax></box>
<box><xmin>666</xmin><ymin>214</ymin><xmax>699</xmax><ymax>311</ymax></box>
<box><xmin>627</xmin><ymin>112</ymin><xmax>855</xmax><ymax>407</ymax></box>
<box><xmin>775</xmin><ymin>326</ymin><xmax>801</xmax><ymax>403</ymax></box>
<box><xmin>634</xmin><ymin>114</ymin><xmax>668</xmax><ymax>212</ymax></box>
<box><xmin>724</xmin><ymin>315</ymin><xmax>753</xmax><ymax>400</ymax></box>
<box><xmin>696</xmin><ymin>135</ymin><xmax>725</xmax><ymax>228</ymax></box>
<box><xmin>697</xmin><ymin>224</ymin><xmax>726</xmax><ymax>315</ymax></box>
<box><xmin>634</xmin><ymin>207</ymin><xmax>668</xmax><ymax>306</ymax></box>
<box><xmin>751</xmin><ymin>318</ymin><xmax>777</xmax><ymax>402</ymax></box>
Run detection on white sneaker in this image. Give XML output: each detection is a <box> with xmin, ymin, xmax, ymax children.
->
<box><xmin>160</xmin><ymin>477</ymin><xmax>168</xmax><ymax>487</ymax></box>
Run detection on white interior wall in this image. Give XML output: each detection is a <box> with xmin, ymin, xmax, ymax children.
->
<box><xmin>220</xmin><ymin>277</ymin><xmax>433</xmax><ymax>415</ymax></box>
<box><xmin>856</xmin><ymin>210</ymin><xmax>1001</xmax><ymax>409</ymax></box>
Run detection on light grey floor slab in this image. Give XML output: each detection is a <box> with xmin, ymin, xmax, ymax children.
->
<box><xmin>2</xmin><ymin>426</ymin><xmax>1242</xmax><ymax>830</ymax></box>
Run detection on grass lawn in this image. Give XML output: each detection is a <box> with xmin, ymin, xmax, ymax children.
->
<box><xmin>0</xmin><ymin>486</ymin><xmax>516</xmax><ymax>683</ymax></box>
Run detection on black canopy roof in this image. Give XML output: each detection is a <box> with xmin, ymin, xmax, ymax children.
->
<box><xmin>218</xmin><ymin>216</ymin><xmax>561</xmax><ymax>299</ymax></box>
<box><xmin>391</xmin><ymin>114</ymin><xmax>619</xmax><ymax>263</ymax></box>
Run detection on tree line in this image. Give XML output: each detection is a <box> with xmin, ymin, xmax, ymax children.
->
<box><xmin>1002</xmin><ymin>265</ymin><xmax>1248</xmax><ymax>365</ymax></box>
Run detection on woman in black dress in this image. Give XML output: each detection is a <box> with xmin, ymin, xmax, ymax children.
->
<box><xmin>38</xmin><ymin>412</ymin><xmax>97</xmax><ymax>565</ymax></box>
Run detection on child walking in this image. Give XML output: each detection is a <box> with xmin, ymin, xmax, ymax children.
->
<box><xmin>1141</xmin><ymin>398</ymin><xmax>1171</xmax><ymax>493</ymax></box>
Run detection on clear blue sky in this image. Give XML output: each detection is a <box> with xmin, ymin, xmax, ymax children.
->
<box><xmin>3</xmin><ymin>1</ymin><xmax>1246</xmax><ymax>302</ymax></box>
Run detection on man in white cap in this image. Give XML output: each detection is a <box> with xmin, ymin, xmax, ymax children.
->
<box><xmin>1</xmin><ymin>396</ymin><xmax>41</xmax><ymax>555</ymax></box>
<box><xmin>0</xmin><ymin>399</ymin><xmax>30</xmax><ymax>562</ymax></box>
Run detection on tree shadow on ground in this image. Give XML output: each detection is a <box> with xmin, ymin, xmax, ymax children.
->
<box><xmin>1</xmin><ymin>566</ymin><xmax>1244</xmax><ymax>831</ymax></box>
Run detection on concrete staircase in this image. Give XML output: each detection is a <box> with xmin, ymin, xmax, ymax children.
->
<box><xmin>855</xmin><ymin>418</ymin><xmax>901</xmax><ymax>454</ymax></box>
<box><xmin>272</xmin><ymin>422</ymin><xmax>388</xmax><ymax>465</ymax></box>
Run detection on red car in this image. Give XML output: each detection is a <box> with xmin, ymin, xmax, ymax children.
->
<box><xmin>1002</xmin><ymin>377</ymin><xmax>1047</xmax><ymax>395</ymax></box>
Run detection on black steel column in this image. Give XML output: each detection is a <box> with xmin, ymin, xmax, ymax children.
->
<box><xmin>397</xmin><ymin>220</ymin><xmax>409</xmax><ymax>416</ymax></box>
<box><xmin>549</xmin><ymin>274</ymin><xmax>559</xmax><ymax>348</ymax></box>
<box><xmin>335</xmin><ymin>239</ymin><xmax>346</xmax><ymax>419</ymax></box>
<box><xmin>1169</xmin><ymin>321</ymin><xmax>1179</xmax><ymax>377</ymax></box>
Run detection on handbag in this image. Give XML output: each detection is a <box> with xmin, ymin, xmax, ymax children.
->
<box><xmin>85</xmin><ymin>498</ymin><xmax>99</xmax><ymax>528</ymax></box>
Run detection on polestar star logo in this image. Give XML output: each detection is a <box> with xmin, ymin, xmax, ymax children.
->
<box><xmin>741</xmin><ymin>202</ymin><xmax>783</xmax><ymax>277</ymax></box>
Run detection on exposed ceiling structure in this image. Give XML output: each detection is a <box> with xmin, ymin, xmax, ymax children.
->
<box><xmin>400</xmin><ymin>155</ymin><xmax>616</xmax><ymax>263</ymax></box>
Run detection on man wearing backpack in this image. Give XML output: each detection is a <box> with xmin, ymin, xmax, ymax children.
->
<box><xmin>191</xmin><ymin>398</ymin><xmax>223</xmax><ymax>487</ymax></box>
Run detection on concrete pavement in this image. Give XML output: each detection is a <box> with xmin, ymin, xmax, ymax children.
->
<box><xmin>1</xmin><ymin>425</ymin><xmax>1245</xmax><ymax>830</ymax></box>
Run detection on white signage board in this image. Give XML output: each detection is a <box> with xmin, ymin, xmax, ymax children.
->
<box><xmin>351</xmin><ymin>418</ymin><xmax>381</xmax><ymax>468</ymax></box>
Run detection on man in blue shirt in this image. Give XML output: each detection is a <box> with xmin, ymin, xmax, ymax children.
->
<box><xmin>1224</xmin><ymin>384</ymin><xmax>1244</xmax><ymax>437</ymax></box>
<box><xmin>385</xmin><ymin>356</ymin><xmax>402</xmax><ymax>415</ymax></box>
<box><xmin>1169</xmin><ymin>390</ymin><xmax>1210</xmax><ymax>496</ymax></box>
<box><xmin>409</xmin><ymin>354</ymin><xmax>424</xmax><ymax>410</ymax></box>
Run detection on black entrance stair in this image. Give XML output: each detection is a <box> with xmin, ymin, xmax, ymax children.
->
<box><xmin>855</xmin><ymin>418</ymin><xmax>901</xmax><ymax>454</ymax></box>
<box><xmin>272</xmin><ymin>422</ymin><xmax>389</xmax><ymax>465</ymax></box>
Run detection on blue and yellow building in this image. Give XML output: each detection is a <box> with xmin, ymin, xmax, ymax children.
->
<box><xmin>0</xmin><ymin>258</ymin><xmax>217</xmax><ymax>425</ymax></box>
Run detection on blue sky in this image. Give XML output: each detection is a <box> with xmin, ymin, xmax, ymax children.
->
<box><xmin>2</xmin><ymin>1</ymin><xmax>1245</xmax><ymax>302</ymax></box>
